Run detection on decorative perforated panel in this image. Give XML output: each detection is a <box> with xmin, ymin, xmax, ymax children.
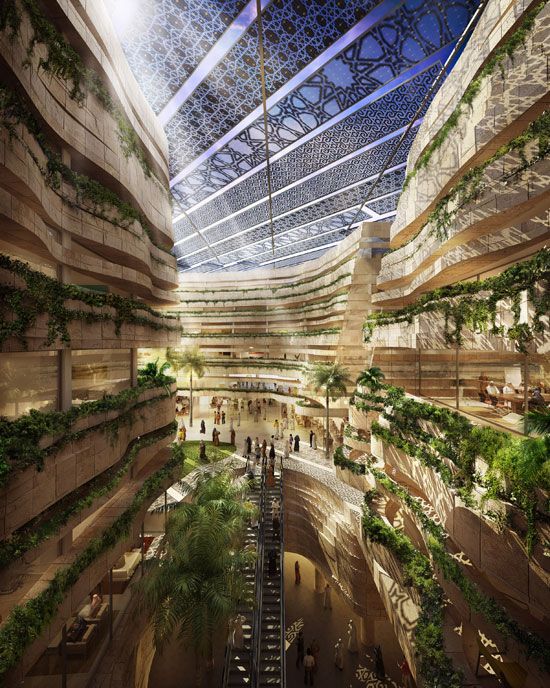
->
<box><xmin>105</xmin><ymin>0</ymin><xmax>478</xmax><ymax>271</ymax></box>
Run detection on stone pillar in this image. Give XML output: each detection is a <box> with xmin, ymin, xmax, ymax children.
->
<box><xmin>314</xmin><ymin>568</ymin><xmax>326</xmax><ymax>593</ymax></box>
<box><xmin>131</xmin><ymin>348</ymin><xmax>138</xmax><ymax>387</ymax></box>
<box><xmin>56</xmin><ymin>226</ymin><xmax>73</xmax><ymax>411</ymax></box>
<box><xmin>58</xmin><ymin>349</ymin><xmax>72</xmax><ymax>411</ymax></box>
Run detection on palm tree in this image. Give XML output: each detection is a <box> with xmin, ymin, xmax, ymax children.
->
<box><xmin>356</xmin><ymin>366</ymin><xmax>385</xmax><ymax>392</ymax></box>
<box><xmin>137</xmin><ymin>359</ymin><xmax>172</xmax><ymax>390</ymax></box>
<box><xmin>140</xmin><ymin>471</ymin><xmax>255</xmax><ymax>684</ymax></box>
<box><xmin>526</xmin><ymin>407</ymin><xmax>550</xmax><ymax>436</ymax></box>
<box><xmin>307</xmin><ymin>362</ymin><xmax>352</xmax><ymax>459</ymax></box>
<box><xmin>167</xmin><ymin>347</ymin><xmax>206</xmax><ymax>427</ymax></box>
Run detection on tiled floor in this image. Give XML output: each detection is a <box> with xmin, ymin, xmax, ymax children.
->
<box><xmin>284</xmin><ymin>554</ymin><xmax>403</xmax><ymax>688</ymax></box>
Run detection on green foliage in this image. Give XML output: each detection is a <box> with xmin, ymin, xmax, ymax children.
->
<box><xmin>525</xmin><ymin>407</ymin><xmax>550</xmax><ymax>436</ymax></box>
<box><xmin>484</xmin><ymin>436</ymin><xmax>550</xmax><ymax>552</ymax></box>
<box><xmin>178</xmin><ymin>294</ymin><xmax>349</xmax><ymax>318</ymax></box>
<box><xmin>0</xmin><ymin>84</ymin><xmax>172</xmax><ymax>257</ymax></box>
<box><xmin>0</xmin><ymin>0</ymin><xmax>162</xmax><ymax>183</ymax></box>
<box><xmin>0</xmin><ymin>439</ymin><xmax>231</xmax><ymax>678</ymax></box>
<box><xmin>139</xmin><ymin>470</ymin><xmax>254</xmax><ymax>663</ymax></box>
<box><xmin>366</xmin><ymin>380</ymin><xmax>548</xmax><ymax>551</ymax></box>
<box><xmin>0</xmin><ymin>382</ymin><xmax>175</xmax><ymax>485</ymax></box>
<box><xmin>362</xmin><ymin>498</ymin><xmax>462</xmax><ymax>688</ymax></box>
<box><xmin>137</xmin><ymin>360</ymin><xmax>174</xmax><ymax>390</ymax></box>
<box><xmin>356</xmin><ymin>366</ymin><xmax>386</xmax><ymax>391</ymax></box>
<box><xmin>426</xmin><ymin>110</ymin><xmax>550</xmax><ymax>243</ymax></box>
<box><xmin>178</xmin><ymin>257</ymin><xmax>354</xmax><ymax>295</ymax></box>
<box><xmin>182</xmin><ymin>328</ymin><xmax>341</xmax><ymax>338</ymax></box>
<box><xmin>306</xmin><ymin>362</ymin><xmax>352</xmax><ymax>400</ymax></box>
<box><xmin>403</xmin><ymin>1</ymin><xmax>548</xmax><ymax>188</ymax></box>
<box><xmin>178</xmin><ymin>273</ymin><xmax>352</xmax><ymax>304</ymax></box>
<box><xmin>0</xmin><ymin>254</ymin><xmax>179</xmax><ymax>349</ymax></box>
<box><xmin>364</xmin><ymin>248</ymin><xmax>550</xmax><ymax>353</ymax></box>
<box><xmin>333</xmin><ymin>445</ymin><xmax>367</xmax><ymax>474</ymax></box>
<box><xmin>372</xmin><ymin>469</ymin><xmax>550</xmax><ymax>671</ymax></box>
<box><xmin>0</xmin><ymin>422</ymin><xmax>177</xmax><ymax>569</ymax></box>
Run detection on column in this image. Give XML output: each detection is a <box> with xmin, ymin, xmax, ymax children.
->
<box><xmin>58</xmin><ymin>349</ymin><xmax>72</xmax><ymax>412</ymax></box>
<box><xmin>314</xmin><ymin>567</ymin><xmax>326</xmax><ymax>593</ymax></box>
<box><xmin>57</xmin><ymin>228</ymin><xmax>72</xmax><ymax>411</ymax></box>
<box><xmin>130</xmin><ymin>348</ymin><xmax>138</xmax><ymax>387</ymax></box>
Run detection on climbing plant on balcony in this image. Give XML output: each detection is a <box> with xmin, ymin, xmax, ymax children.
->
<box><xmin>371</xmin><ymin>469</ymin><xmax>550</xmax><ymax>671</ymax></box>
<box><xmin>0</xmin><ymin>85</ymin><xmax>173</xmax><ymax>256</ymax></box>
<box><xmin>0</xmin><ymin>421</ymin><xmax>177</xmax><ymax>569</ymax></box>
<box><xmin>0</xmin><ymin>0</ymin><xmax>162</xmax><ymax>183</ymax></box>
<box><xmin>402</xmin><ymin>0</ymin><xmax>549</xmax><ymax>189</ymax></box>
<box><xmin>0</xmin><ymin>382</ymin><xmax>175</xmax><ymax>484</ymax></box>
<box><xmin>0</xmin><ymin>254</ymin><xmax>180</xmax><ymax>349</ymax></box>
<box><xmin>0</xmin><ymin>440</ymin><xmax>217</xmax><ymax>679</ymax></box>
<box><xmin>362</xmin><ymin>494</ymin><xmax>463</xmax><ymax>688</ymax></box>
<box><xmin>363</xmin><ymin>248</ymin><xmax>550</xmax><ymax>352</ymax></box>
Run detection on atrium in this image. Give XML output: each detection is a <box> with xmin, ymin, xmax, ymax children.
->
<box><xmin>0</xmin><ymin>0</ymin><xmax>548</xmax><ymax>687</ymax></box>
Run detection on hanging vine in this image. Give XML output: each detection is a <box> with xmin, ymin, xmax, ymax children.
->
<box><xmin>402</xmin><ymin>0</ymin><xmax>548</xmax><ymax>189</ymax></box>
<box><xmin>364</xmin><ymin>248</ymin><xmax>550</xmax><ymax>353</ymax></box>
<box><xmin>0</xmin><ymin>0</ymin><xmax>163</xmax><ymax>185</ymax></box>
<box><xmin>0</xmin><ymin>85</ymin><xmax>173</xmax><ymax>257</ymax></box>
<box><xmin>0</xmin><ymin>255</ymin><xmax>180</xmax><ymax>349</ymax></box>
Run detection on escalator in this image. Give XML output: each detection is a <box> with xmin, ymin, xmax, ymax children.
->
<box><xmin>222</xmin><ymin>460</ymin><xmax>286</xmax><ymax>688</ymax></box>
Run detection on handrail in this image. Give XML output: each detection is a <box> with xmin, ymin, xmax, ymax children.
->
<box><xmin>251</xmin><ymin>459</ymin><xmax>267</xmax><ymax>688</ymax></box>
<box><xmin>279</xmin><ymin>462</ymin><xmax>286</xmax><ymax>688</ymax></box>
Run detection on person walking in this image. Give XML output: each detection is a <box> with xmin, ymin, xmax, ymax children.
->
<box><xmin>199</xmin><ymin>440</ymin><xmax>207</xmax><ymax>461</ymax></box>
<box><xmin>212</xmin><ymin>427</ymin><xmax>217</xmax><ymax>443</ymax></box>
<box><xmin>296</xmin><ymin>629</ymin><xmax>305</xmax><ymax>668</ymax></box>
<box><xmin>323</xmin><ymin>583</ymin><xmax>332</xmax><ymax>610</ymax></box>
<box><xmin>200</xmin><ymin>419</ymin><xmax>206</xmax><ymax>434</ymax></box>
<box><xmin>334</xmin><ymin>638</ymin><xmax>344</xmax><ymax>670</ymax></box>
<box><xmin>242</xmin><ymin>438</ymin><xmax>249</xmax><ymax>460</ymax></box>
<box><xmin>294</xmin><ymin>434</ymin><xmax>300</xmax><ymax>452</ymax></box>
<box><xmin>221</xmin><ymin>410</ymin><xmax>226</xmax><ymax>424</ymax></box>
<box><xmin>269</xmin><ymin>441</ymin><xmax>276</xmax><ymax>462</ymax></box>
<box><xmin>309</xmin><ymin>429</ymin><xmax>314</xmax><ymax>447</ymax></box>
<box><xmin>230</xmin><ymin>427</ymin><xmax>236</xmax><ymax>445</ymax></box>
<box><xmin>289</xmin><ymin>434</ymin><xmax>293</xmax><ymax>452</ymax></box>
<box><xmin>283</xmin><ymin>441</ymin><xmax>290</xmax><ymax>461</ymax></box>
<box><xmin>303</xmin><ymin>649</ymin><xmax>315</xmax><ymax>685</ymax></box>
<box><xmin>294</xmin><ymin>560</ymin><xmax>301</xmax><ymax>584</ymax></box>
<box><xmin>261</xmin><ymin>438</ymin><xmax>267</xmax><ymax>460</ymax></box>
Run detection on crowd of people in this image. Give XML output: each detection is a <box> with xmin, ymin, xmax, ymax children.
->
<box><xmin>478</xmin><ymin>375</ymin><xmax>548</xmax><ymax>409</ymax></box>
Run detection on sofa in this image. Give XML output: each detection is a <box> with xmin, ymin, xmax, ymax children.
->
<box><xmin>112</xmin><ymin>549</ymin><xmax>142</xmax><ymax>581</ymax></box>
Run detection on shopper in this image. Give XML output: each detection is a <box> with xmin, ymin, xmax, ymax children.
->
<box><xmin>303</xmin><ymin>649</ymin><xmax>315</xmax><ymax>685</ymax></box>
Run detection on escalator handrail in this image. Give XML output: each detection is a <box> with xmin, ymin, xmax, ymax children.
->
<box><xmin>251</xmin><ymin>460</ymin><xmax>267</xmax><ymax>688</ymax></box>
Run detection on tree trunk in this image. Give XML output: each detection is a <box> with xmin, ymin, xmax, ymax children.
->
<box><xmin>195</xmin><ymin>648</ymin><xmax>202</xmax><ymax>687</ymax></box>
<box><xmin>190</xmin><ymin>370</ymin><xmax>194</xmax><ymax>427</ymax></box>
<box><xmin>325</xmin><ymin>389</ymin><xmax>330</xmax><ymax>460</ymax></box>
